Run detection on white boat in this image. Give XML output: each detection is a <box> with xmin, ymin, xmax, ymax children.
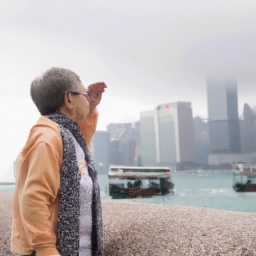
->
<box><xmin>108</xmin><ymin>166</ymin><xmax>175</xmax><ymax>199</ymax></box>
<box><xmin>232</xmin><ymin>163</ymin><xmax>256</xmax><ymax>192</ymax></box>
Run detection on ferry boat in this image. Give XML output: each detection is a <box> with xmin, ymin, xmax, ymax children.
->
<box><xmin>232</xmin><ymin>163</ymin><xmax>256</xmax><ymax>192</ymax></box>
<box><xmin>108</xmin><ymin>166</ymin><xmax>175</xmax><ymax>199</ymax></box>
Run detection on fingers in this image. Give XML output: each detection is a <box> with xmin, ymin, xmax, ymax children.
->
<box><xmin>91</xmin><ymin>82</ymin><xmax>107</xmax><ymax>88</ymax></box>
<box><xmin>88</xmin><ymin>82</ymin><xmax>107</xmax><ymax>94</ymax></box>
<box><xmin>88</xmin><ymin>82</ymin><xmax>107</xmax><ymax>88</ymax></box>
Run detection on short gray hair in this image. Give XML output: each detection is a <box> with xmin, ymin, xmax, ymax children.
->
<box><xmin>30</xmin><ymin>67</ymin><xmax>81</xmax><ymax>115</ymax></box>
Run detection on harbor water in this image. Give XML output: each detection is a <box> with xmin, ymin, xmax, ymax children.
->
<box><xmin>1</xmin><ymin>171</ymin><xmax>256</xmax><ymax>213</ymax></box>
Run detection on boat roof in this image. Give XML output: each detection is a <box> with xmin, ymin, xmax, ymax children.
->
<box><xmin>233</xmin><ymin>163</ymin><xmax>256</xmax><ymax>176</ymax></box>
<box><xmin>109</xmin><ymin>165</ymin><xmax>171</xmax><ymax>170</ymax></box>
<box><xmin>108</xmin><ymin>171</ymin><xmax>171</xmax><ymax>180</ymax></box>
<box><xmin>108</xmin><ymin>166</ymin><xmax>172</xmax><ymax>179</ymax></box>
<box><xmin>233</xmin><ymin>170</ymin><xmax>256</xmax><ymax>177</ymax></box>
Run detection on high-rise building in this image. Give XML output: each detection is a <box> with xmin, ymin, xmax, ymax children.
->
<box><xmin>109</xmin><ymin>140</ymin><xmax>121</xmax><ymax>165</ymax></box>
<box><xmin>193</xmin><ymin>117</ymin><xmax>209</xmax><ymax>164</ymax></box>
<box><xmin>133</xmin><ymin>121</ymin><xmax>141</xmax><ymax>166</ymax></box>
<box><xmin>107</xmin><ymin>122</ymin><xmax>138</xmax><ymax>166</ymax></box>
<box><xmin>107</xmin><ymin>123</ymin><xmax>127</xmax><ymax>140</ymax></box>
<box><xmin>240</xmin><ymin>103</ymin><xmax>256</xmax><ymax>153</ymax></box>
<box><xmin>207</xmin><ymin>79</ymin><xmax>241</xmax><ymax>154</ymax></box>
<box><xmin>139</xmin><ymin>109</ymin><xmax>158</xmax><ymax>166</ymax></box>
<box><xmin>140</xmin><ymin>101</ymin><xmax>195</xmax><ymax>166</ymax></box>
<box><xmin>92</xmin><ymin>131</ymin><xmax>110</xmax><ymax>174</ymax></box>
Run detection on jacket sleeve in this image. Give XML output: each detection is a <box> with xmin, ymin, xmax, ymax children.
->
<box><xmin>19</xmin><ymin>140</ymin><xmax>61</xmax><ymax>256</ymax></box>
<box><xmin>79</xmin><ymin>108</ymin><xmax>99</xmax><ymax>146</ymax></box>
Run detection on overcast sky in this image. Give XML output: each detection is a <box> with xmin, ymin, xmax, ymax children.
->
<box><xmin>1</xmin><ymin>0</ymin><xmax>256</xmax><ymax>176</ymax></box>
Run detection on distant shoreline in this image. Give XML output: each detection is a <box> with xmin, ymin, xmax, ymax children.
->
<box><xmin>171</xmin><ymin>169</ymin><xmax>232</xmax><ymax>174</ymax></box>
<box><xmin>0</xmin><ymin>170</ymin><xmax>234</xmax><ymax>184</ymax></box>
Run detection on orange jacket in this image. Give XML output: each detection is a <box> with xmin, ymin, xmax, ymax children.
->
<box><xmin>11</xmin><ymin>112</ymin><xmax>98</xmax><ymax>256</ymax></box>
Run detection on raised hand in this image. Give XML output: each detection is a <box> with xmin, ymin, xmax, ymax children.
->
<box><xmin>87</xmin><ymin>82</ymin><xmax>107</xmax><ymax>117</ymax></box>
<box><xmin>87</xmin><ymin>82</ymin><xmax>107</xmax><ymax>108</ymax></box>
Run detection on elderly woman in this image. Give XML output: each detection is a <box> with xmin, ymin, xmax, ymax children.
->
<box><xmin>11</xmin><ymin>67</ymin><xmax>107</xmax><ymax>256</ymax></box>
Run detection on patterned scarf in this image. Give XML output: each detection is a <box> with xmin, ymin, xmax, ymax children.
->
<box><xmin>47</xmin><ymin>113</ymin><xmax>104</xmax><ymax>256</ymax></box>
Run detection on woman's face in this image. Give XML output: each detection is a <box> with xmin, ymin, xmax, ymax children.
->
<box><xmin>69</xmin><ymin>82</ymin><xmax>90</xmax><ymax>123</ymax></box>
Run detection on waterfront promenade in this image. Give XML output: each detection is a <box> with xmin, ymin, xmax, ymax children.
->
<box><xmin>1</xmin><ymin>193</ymin><xmax>256</xmax><ymax>256</ymax></box>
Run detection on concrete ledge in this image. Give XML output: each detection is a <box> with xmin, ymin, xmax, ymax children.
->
<box><xmin>102</xmin><ymin>200</ymin><xmax>256</xmax><ymax>255</ymax></box>
<box><xmin>1</xmin><ymin>194</ymin><xmax>256</xmax><ymax>255</ymax></box>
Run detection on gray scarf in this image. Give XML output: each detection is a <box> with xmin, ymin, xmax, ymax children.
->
<box><xmin>48</xmin><ymin>113</ymin><xmax>104</xmax><ymax>256</ymax></box>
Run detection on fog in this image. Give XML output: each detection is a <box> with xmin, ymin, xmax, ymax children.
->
<box><xmin>1</xmin><ymin>0</ymin><xmax>256</xmax><ymax>174</ymax></box>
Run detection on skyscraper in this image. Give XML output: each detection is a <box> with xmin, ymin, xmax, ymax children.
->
<box><xmin>107</xmin><ymin>122</ymin><xmax>138</xmax><ymax>166</ymax></box>
<box><xmin>207</xmin><ymin>80</ymin><xmax>241</xmax><ymax>154</ymax></box>
<box><xmin>193</xmin><ymin>116</ymin><xmax>209</xmax><ymax>164</ymax></box>
<box><xmin>92</xmin><ymin>131</ymin><xmax>110</xmax><ymax>174</ymax></box>
<box><xmin>240</xmin><ymin>103</ymin><xmax>256</xmax><ymax>153</ymax></box>
<box><xmin>139</xmin><ymin>109</ymin><xmax>158</xmax><ymax>166</ymax></box>
<box><xmin>140</xmin><ymin>101</ymin><xmax>195</xmax><ymax>166</ymax></box>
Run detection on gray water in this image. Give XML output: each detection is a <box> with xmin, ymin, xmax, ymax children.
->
<box><xmin>99</xmin><ymin>171</ymin><xmax>256</xmax><ymax>213</ymax></box>
<box><xmin>1</xmin><ymin>171</ymin><xmax>255</xmax><ymax>213</ymax></box>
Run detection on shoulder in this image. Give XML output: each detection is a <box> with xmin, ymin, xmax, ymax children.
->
<box><xmin>21</xmin><ymin>116</ymin><xmax>63</xmax><ymax>158</ymax></box>
<box><xmin>30</xmin><ymin>116</ymin><xmax>62</xmax><ymax>145</ymax></box>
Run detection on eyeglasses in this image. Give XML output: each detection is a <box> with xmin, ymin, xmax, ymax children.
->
<box><xmin>68</xmin><ymin>90</ymin><xmax>90</xmax><ymax>97</ymax></box>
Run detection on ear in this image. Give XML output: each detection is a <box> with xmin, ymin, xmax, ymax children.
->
<box><xmin>63</xmin><ymin>92</ymin><xmax>74</xmax><ymax>110</ymax></box>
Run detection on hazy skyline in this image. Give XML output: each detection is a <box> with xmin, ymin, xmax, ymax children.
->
<box><xmin>1</xmin><ymin>0</ymin><xmax>256</xmax><ymax>175</ymax></box>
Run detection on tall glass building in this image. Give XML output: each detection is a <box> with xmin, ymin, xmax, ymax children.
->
<box><xmin>107</xmin><ymin>122</ymin><xmax>139</xmax><ymax>166</ymax></box>
<box><xmin>139</xmin><ymin>109</ymin><xmax>158</xmax><ymax>165</ymax></box>
<box><xmin>207</xmin><ymin>80</ymin><xmax>241</xmax><ymax>154</ymax></box>
<box><xmin>193</xmin><ymin>117</ymin><xmax>209</xmax><ymax>164</ymax></box>
<box><xmin>140</xmin><ymin>102</ymin><xmax>195</xmax><ymax>166</ymax></box>
<box><xmin>240</xmin><ymin>103</ymin><xmax>256</xmax><ymax>153</ymax></box>
<box><xmin>92</xmin><ymin>131</ymin><xmax>110</xmax><ymax>174</ymax></box>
